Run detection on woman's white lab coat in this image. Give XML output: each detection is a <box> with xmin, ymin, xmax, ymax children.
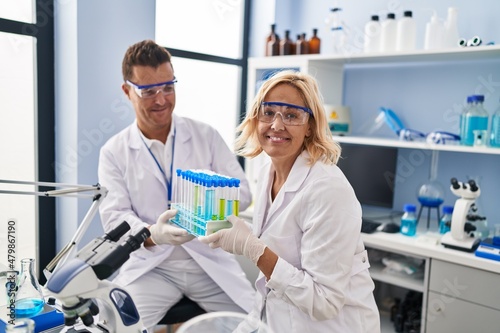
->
<box><xmin>248</xmin><ymin>151</ymin><xmax>380</xmax><ymax>332</ymax></box>
<box><xmin>97</xmin><ymin>115</ymin><xmax>254</xmax><ymax>312</ymax></box>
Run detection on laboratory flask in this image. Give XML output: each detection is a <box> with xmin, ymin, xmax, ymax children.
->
<box><xmin>489</xmin><ymin>99</ymin><xmax>500</xmax><ymax>148</ymax></box>
<box><xmin>15</xmin><ymin>258</ymin><xmax>45</xmax><ymax>318</ymax></box>
<box><xmin>176</xmin><ymin>311</ymin><xmax>273</xmax><ymax>333</ymax></box>
<box><xmin>5</xmin><ymin>318</ymin><xmax>35</xmax><ymax>333</ymax></box>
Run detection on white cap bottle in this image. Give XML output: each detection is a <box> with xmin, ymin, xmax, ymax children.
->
<box><xmin>364</xmin><ymin>15</ymin><xmax>382</xmax><ymax>53</ymax></box>
<box><xmin>443</xmin><ymin>7</ymin><xmax>460</xmax><ymax>48</ymax></box>
<box><xmin>424</xmin><ymin>11</ymin><xmax>444</xmax><ymax>50</ymax></box>
<box><xmin>380</xmin><ymin>13</ymin><xmax>397</xmax><ymax>53</ymax></box>
<box><xmin>396</xmin><ymin>10</ymin><xmax>416</xmax><ymax>51</ymax></box>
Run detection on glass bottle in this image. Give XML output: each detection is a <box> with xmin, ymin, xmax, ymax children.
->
<box><xmin>439</xmin><ymin>205</ymin><xmax>453</xmax><ymax>234</ymax></box>
<box><xmin>308</xmin><ymin>28</ymin><xmax>321</xmax><ymax>54</ymax></box>
<box><xmin>400</xmin><ymin>204</ymin><xmax>417</xmax><ymax>236</ymax></box>
<box><xmin>489</xmin><ymin>99</ymin><xmax>500</xmax><ymax>148</ymax></box>
<box><xmin>265</xmin><ymin>24</ymin><xmax>280</xmax><ymax>56</ymax></box>
<box><xmin>296</xmin><ymin>33</ymin><xmax>309</xmax><ymax>54</ymax></box>
<box><xmin>460</xmin><ymin>95</ymin><xmax>489</xmax><ymax>146</ymax></box>
<box><xmin>15</xmin><ymin>258</ymin><xmax>45</xmax><ymax>318</ymax></box>
<box><xmin>279</xmin><ymin>30</ymin><xmax>293</xmax><ymax>56</ymax></box>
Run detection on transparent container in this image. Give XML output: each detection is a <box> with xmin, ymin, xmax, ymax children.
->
<box><xmin>489</xmin><ymin>100</ymin><xmax>500</xmax><ymax>148</ymax></box>
<box><xmin>460</xmin><ymin>95</ymin><xmax>489</xmax><ymax>146</ymax></box>
<box><xmin>400</xmin><ymin>204</ymin><xmax>417</xmax><ymax>236</ymax></box>
<box><xmin>15</xmin><ymin>258</ymin><xmax>45</xmax><ymax>318</ymax></box>
<box><xmin>439</xmin><ymin>205</ymin><xmax>453</xmax><ymax>234</ymax></box>
<box><xmin>176</xmin><ymin>311</ymin><xmax>272</xmax><ymax>333</ymax></box>
<box><xmin>5</xmin><ymin>318</ymin><xmax>35</xmax><ymax>333</ymax></box>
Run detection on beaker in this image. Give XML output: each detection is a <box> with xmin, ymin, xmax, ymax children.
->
<box><xmin>15</xmin><ymin>258</ymin><xmax>45</xmax><ymax>318</ymax></box>
<box><xmin>5</xmin><ymin>318</ymin><xmax>35</xmax><ymax>333</ymax></box>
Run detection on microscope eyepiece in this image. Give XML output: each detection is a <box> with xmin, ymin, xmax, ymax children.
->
<box><xmin>122</xmin><ymin>227</ymin><xmax>151</xmax><ymax>252</ymax></box>
<box><xmin>468</xmin><ymin>180</ymin><xmax>478</xmax><ymax>192</ymax></box>
<box><xmin>450</xmin><ymin>177</ymin><xmax>460</xmax><ymax>189</ymax></box>
<box><xmin>104</xmin><ymin>221</ymin><xmax>131</xmax><ymax>242</ymax></box>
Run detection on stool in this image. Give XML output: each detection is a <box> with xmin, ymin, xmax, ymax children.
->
<box><xmin>157</xmin><ymin>296</ymin><xmax>206</xmax><ymax>333</ymax></box>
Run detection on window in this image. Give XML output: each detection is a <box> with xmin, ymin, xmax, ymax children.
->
<box><xmin>0</xmin><ymin>0</ymin><xmax>55</xmax><ymax>280</ymax></box>
<box><xmin>155</xmin><ymin>0</ymin><xmax>250</xmax><ymax>150</ymax></box>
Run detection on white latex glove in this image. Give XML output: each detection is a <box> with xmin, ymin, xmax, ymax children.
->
<box><xmin>150</xmin><ymin>209</ymin><xmax>195</xmax><ymax>245</ymax></box>
<box><xmin>199</xmin><ymin>215</ymin><xmax>266</xmax><ymax>265</ymax></box>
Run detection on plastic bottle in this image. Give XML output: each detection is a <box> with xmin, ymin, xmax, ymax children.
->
<box><xmin>443</xmin><ymin>7</ymin><xmax>460</xmax><ymax>48</ymax></box>
<box><xmin>489</xmin><ymin>99</ymin><xmax>500</xmax><ymax>148</ymax></box>
<box><xmin>460</xmin><ymin>95</ymin><xmax>489</xmax><ymax>146</ymax></box>
<box><xmin>279</xmin><ymin>30</ymin><xmax>293</xmax><ymax>56</ymax></box>
<box><xmin>424</xmin><ymin>11</ymin><xmax>444</xmax><ymax>50</ymax></box>
<box><xmin>439</xmin><ymin>205</ymin><xmax>453</xmax><ymax>234</ymax></box>
<box><xmin>265</xmin><ymin>24</ymin><xmax>280</xmax><ymax>56</ymax></box>
<box><xmin>396</xmin><ymin>10</ymin><xmax>416</xmax><ymax>51</ymax></box>
<box><xmin>380</xmin><ymin>13</ymin><xmax>397</xmax><ymax>53</ymax></box>
<box><xmin>363</xmin><ymin>15</ymin><xmax>382</xmax><ymax>53</ymax></box>
<box><xmin>400</xmin><ymin>204</ymin><xmax>417</xmax><ymax>236</ymax></box>
<box><xmin>308</xmin><ymin>28</ymin><xmax>321</xmax><ymax>54</ymax></box>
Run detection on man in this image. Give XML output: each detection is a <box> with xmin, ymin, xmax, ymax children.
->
<box><xmin>98</xmin><ymin>39</ymin><xmax>255</xmax><ymax>330</ymax></box>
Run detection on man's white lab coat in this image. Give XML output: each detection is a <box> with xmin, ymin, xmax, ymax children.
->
<box><xmin>98</xmin><ymin>115</ymin><xmax>254</xmax><ymax>312</ymax></box>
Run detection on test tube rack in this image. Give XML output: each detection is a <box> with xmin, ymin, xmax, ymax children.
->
<box><xmin>170</xmin><ymin>169</ymin><xmax>241</xmax><ymax>237</ymax></box>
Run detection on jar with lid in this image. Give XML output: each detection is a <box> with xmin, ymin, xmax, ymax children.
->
<box><xmin>460</xmin><ymin>95</ymin><xmax>489</xmax><ymax>146</ymax></box>
<box><xmin>400</xmin><ymin>204</ymin><xmax>417</xmax><ymax>236</ymax></box>
<box><xmin>439</xmin><ymin>205</ymin><xmax>453</xmax><ymax>234</ymax></box>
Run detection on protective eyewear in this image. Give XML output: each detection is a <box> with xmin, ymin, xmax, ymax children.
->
<box><xmin>126</xmin><ymin>78</ymin><xmax>177</xmax><ymax>99</ymax></box>
<box><xmin>426</xmin><ymin>131</ymin><xmax>460</xmax><ymax>145</ymax></box>
<box><xmin>259</xmin><ymin>102</ymin><xmax>313</xmax><ymax>126</ymax></box>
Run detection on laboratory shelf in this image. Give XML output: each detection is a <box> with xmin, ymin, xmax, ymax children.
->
<box><xmin>333</xmin><ymin>135</ymin><xmax>500</xmax><ymax>155</ymax></box>
<box><xmin>369</xmin><ymin>260</ymin><xmax>425</xmax><ymax>293</ymax></box>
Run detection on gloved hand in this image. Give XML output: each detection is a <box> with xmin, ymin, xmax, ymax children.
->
<box><xmin>150</xmin><ymin>209</ymin><xmax>195</xmax><ymax>245</ymax></box>
<box><xmin>199</xmin><ymin>215</ymin><xmax>266</xmax><ymax>265</ymax></box>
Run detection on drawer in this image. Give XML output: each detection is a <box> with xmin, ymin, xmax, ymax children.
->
<box><xmin>426</xmin><ymin>291</ymin><xmax>500</xmax><ymax>333</ymax></box>
<box><xmin>429</xmin><ymin>259</ymin><xmax>500</xmax><ymax>310</ymax></box>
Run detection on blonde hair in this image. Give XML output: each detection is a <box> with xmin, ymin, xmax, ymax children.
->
<box><xmin>235</xmin><ymin>70</ymin><xmax>341</xmax><ymax>165</ymax></box>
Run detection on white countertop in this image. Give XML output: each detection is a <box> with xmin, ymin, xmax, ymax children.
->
<box><xmin>361</xmin><ymin>231</ymin><xmax>500</xmax><ymax>274</ymax></box>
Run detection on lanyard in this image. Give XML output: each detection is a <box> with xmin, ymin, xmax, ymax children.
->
<box><xmin>140</xmin><ymin>127</ymin><xmax>176</xmax><ymax>206</ymax></box>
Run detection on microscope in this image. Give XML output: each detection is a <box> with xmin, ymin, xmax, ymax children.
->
<box><xmin>45</xmin><ymin>222</ymin><xmax>150</xmax><ymax>332</ymax></box>
<box><xmin>441</xmin><ymin>177</ymin><xmax>485</xmax><ymax>252</ymax></box>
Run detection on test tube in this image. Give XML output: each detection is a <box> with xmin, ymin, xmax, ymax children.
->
<box><xmin>226</xmin><ymin>178</ymin><xmax>234</xmax><ymax>217</ymax></box>
<box><xmin>204</xmin><ymin>177</ymin><xmax>214</xmax><ymax>221</ymax></box>
<box><xmin>218</xmin><ymin>177</ymin><xmax>228</xmax><ymax>220</ymax></box>
<box><xmin>233</xmin><ymin>178</ymin><xmax>240</xmax><ymax>216</ymax></box>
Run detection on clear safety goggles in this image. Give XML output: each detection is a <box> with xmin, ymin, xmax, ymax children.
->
<box><xmin>259</xmin><ymin>102</ymin><xmax>313</xmax><ymax>126</ymax></box>
<box><xmin>398</xmin><ymin>128</ymin><xmax>460</xmax><ymax>145</ymax></box>
<box><xmin>126</xmin><ymin>77</ymin><xmax>177</xmax><ymax>99</ymax></box>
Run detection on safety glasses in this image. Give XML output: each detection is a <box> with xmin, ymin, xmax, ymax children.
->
<box><xmin>259</xmin><ymin>102</ymin><xmax>313</xmax><ymax>126</ymax></box>
<box><xmin>126</xmin><ymin>77</ymin><xmax>177</xmax><ymax>99</ymax></box>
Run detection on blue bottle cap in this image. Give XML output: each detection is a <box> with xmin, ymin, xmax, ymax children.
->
<box><xmin>474</xmin><ymin>95</ymin><xmax>485</xmax><ymax>102</ymax></box>
<box><xmin>403</xmin><ymin>204</ymin><xmax>416</xmax><ymax>212</ymax></box>
<box><xmin>442</xmin><ymin>205</ymin><xmax>454</xmax><ymax>214</ymax></box>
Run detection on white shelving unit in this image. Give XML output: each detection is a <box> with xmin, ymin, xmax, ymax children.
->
<box><xmin>247</xmin><ymin>45</ymin><xmax>500</xmax><ymax>333</ymax></box>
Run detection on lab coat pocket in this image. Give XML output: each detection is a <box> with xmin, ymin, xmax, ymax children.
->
<box><xmin>265</xmin><ymin>234</ymin><xmax>301</xmax><ymax>267</ymax></box>
<box><xmin>350</xmin><ymin>250</ymin><xmax>370</xmax><ymax>276</ymax></box>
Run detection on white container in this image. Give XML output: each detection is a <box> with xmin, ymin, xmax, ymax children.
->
<box><xmin>363</xmin><ymin>15</ymin><xmax>382</xmax><ymax>53</ymax></box>
<box><xmin>380</xmin><ymin>13</ymin><xmax>397</xmax><ymax>53</ymax></box>
<box><xmin>443</xmin><ymin>7</ymin><xmax>460</xmax><ymax>48</ymax></box>
<box><xmin>424</xmin><ymin>12</ymin><xmax>444</xmax><ymax>50</ymax></box>
<box><xmin>396</xmin><ymin>10</ymin><xmax>416</xmax><ymax>51</ymax></box>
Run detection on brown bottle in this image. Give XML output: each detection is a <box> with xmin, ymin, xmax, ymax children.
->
<box><xmin>296</xmin><ymin>33</ymin><xmax>309</xmax><ymax>55</ymax></box>
<box><xmin>309</xmin><ymin>28</ymin><xmax>321</xmax><ymax>54</ymax></box>
<box><xmin>279</xmin><ymin>30</ymin><xmax>293</xmax><ymax>55</ymax></box>
<box><xmin>265</xmin><ymin>24</ymin><xmax>280</xmax><ymax>56</ymax></box>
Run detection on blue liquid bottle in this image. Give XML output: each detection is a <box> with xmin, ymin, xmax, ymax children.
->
<box><xmin>460</xmin><ymin>95</ymin><xmax>489</xmax><ymax>146</ymax></box>
<box><xmin>439</xmin><ymin>205</ymin><xmax>453</xmax><ymax>234</ymax></box>
<box><xmin>400</xmin><ymin>204</ymin><xmax>417</xmax><ymax>236</ymax></box>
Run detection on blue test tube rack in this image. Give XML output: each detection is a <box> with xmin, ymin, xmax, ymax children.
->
<box><xmin>170</xmin><ymin>169</ymin><xmax>241</xmax><ymax>237</ymax></box>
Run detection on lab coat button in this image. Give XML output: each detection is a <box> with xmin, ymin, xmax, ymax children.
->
<box><xmin>362</xmin><ymin>257</ymin><xmax>366</xmax><ymax>263</ymax></box>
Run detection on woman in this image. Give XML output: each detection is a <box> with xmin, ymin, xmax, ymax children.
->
<box><xmin>200</xmin><ymin>70</ymin><xmax>380</xmax><ymax>332</ymax></box>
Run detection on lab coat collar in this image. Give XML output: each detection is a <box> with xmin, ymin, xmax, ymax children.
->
<box><xmin>256</xmin><ymin>150</ymin><xmax>311</xmax><ymax>235</ymax></box>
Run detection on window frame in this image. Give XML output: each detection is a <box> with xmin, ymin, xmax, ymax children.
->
<box><xmin>0</xmin><ymin>0</ymin><xmax>55</xmax><ymax>283</ymax></box>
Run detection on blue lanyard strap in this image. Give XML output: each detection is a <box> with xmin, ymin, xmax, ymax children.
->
<box><xmin>139</xmin><ymin>128</ymin><xmax>176</xmax><ymax>205</ymax></box>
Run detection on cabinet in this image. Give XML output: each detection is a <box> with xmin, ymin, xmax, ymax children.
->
<box><xmin>426</xmin><ymin>259</ymin><xmax>500</xmax><ymax>332</ymax></box>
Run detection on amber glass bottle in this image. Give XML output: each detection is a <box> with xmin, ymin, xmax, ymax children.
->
<box><xmin>279</xmin><ymin>30</ymin><xmax>293</xmax><ymax>55</ymax></box>
<box><xmin>296</xmin><ymin>33</ymin><xmax>309</xmax><ymax>54</ymax></box>
<box><xmin>309</xmin><ymin>28</ymin><xmax>321</xmax><ymax>54</ymax></box>
<box><xmin>265</xmin><ymin>24</ymin><xmax>280</xmax><ymax>56</ymax></box>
